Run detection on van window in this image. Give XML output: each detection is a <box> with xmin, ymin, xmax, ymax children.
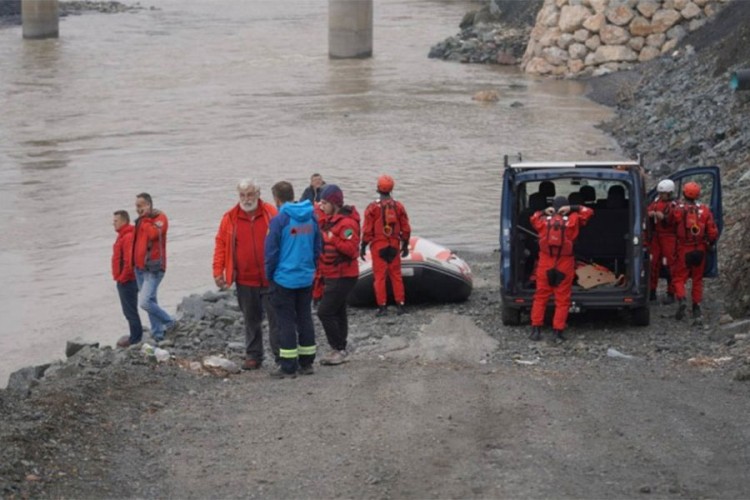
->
<box><xmin>515</xmin><ymin>178</ymin><xmax>632</xmax><ymax>291</ymax></box>
<box><xmin>523</xmin><ymin>180</ymin><xmax>628</xmax><ymax>208</ymax></box>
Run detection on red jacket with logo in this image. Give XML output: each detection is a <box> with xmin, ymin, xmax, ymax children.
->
<box><xmin>362</xmin><ymin>198</ymin><xmax>410</xmax><ymax>246</ymax></box>
<box><xmin>112</xmin><ymin>224</ymin><xmax>136</xmax><ymax>283</ymax></box>
<box><xmin>133</xmin><ymin>210</ymin><xmax>169</xmax><ymax>271</ymax></box>
<box><xmin>213</xmin><ymin>201</ymin><xmax>278</xmax><ymax>287</ymax></box>
<box><xmin>318</xmin><ymin>206</ymin><xmax>361</xmax><ymax>279</ymax></box>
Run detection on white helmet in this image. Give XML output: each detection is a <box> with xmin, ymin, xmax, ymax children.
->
<box><xmin>657</xmin><ymin>179</ymin><xmax>675</xmax><ymax>193</ymax></box>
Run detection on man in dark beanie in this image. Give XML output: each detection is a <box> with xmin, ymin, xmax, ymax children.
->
<box><xmin>316</xmin><ymin>184</ymin><xmax>361</xmax><ymax>366</ymax></box>
<box><xmin>529</xmin><ymin>194</ymin><xmax>593</xmax><ymax>342</ymax></box>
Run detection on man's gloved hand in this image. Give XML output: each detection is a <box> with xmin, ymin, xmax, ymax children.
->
<box><xmin>360</xmin><ymin>242</ymin><xmax>367</xmax><ymax>260</ymax></box>
<box><xmin>400</xmin><ymin>239</ymin><xmax>409</xmax><ymax>258</ymax></box>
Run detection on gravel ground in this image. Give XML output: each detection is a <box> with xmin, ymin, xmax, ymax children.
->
<box><xmin>2</xmin><ymin>251</ymin><xmax>749</xmax><ymax>499</ymax></box>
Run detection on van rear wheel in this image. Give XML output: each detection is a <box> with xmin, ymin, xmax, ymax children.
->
<box><xmin>631</xmin><ymin>305</ymin><xmax>650</xmax><ymax>326</ymax></box>
<box><xmin>502</xmin><ymin>304</ymin><xmax>521</xmax><ymax>326</ymax></box>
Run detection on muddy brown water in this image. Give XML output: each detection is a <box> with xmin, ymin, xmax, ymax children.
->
<box><xmin>0</xmin><ymin>0</ymin><xmax>618</xmax><ymax>386</ymax></box>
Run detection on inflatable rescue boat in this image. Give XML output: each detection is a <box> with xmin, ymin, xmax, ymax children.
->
<box><xmin>347</xmin><ymin>236</ymin><xmax>473</xmax><ymax>306</ymax></box>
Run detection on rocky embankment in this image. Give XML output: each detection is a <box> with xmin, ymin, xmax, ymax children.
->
<box><xmin>428</xmin><ymin>0</ymin><xmax>543</xmax><ymax>64</ymax></box>
<box><xmin>590</xmin><ymin>0</ymin><xmax>750</xmax><ymax>318</ymax></box>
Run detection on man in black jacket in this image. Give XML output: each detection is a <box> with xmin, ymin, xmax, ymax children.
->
<box><xmin>299</xmin><ymin>173</ymin><xmax>326</xmax><ymax>203</ymax></box>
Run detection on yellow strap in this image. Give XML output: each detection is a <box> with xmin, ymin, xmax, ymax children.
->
<box><xmin>280</xmin><ymin>348</ymin><xmax>298</xmax><ymax>359</ymax></box>
<box><xmin>298</xmin><ymin>345</ymin><xmax>317</xmax><ymax>356</ymax></box>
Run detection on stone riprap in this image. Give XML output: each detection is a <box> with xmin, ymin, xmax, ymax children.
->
<box><xmin>428</xmin><ymin>0</ymin><xmax>544</xmax><ymax>65</ymax></box>
<box><xmin>522</xmin><ymin>0</ymin><xmax>731</xmax><ymax>76</ymax></box>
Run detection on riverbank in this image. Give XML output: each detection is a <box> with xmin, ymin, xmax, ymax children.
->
<box><xmin>428</xmin><ymin>0</ymin><xmax>543</xmax><ymax>64</ymax></box>
<box><xmin>2</xmin><ymin>250</ymin><xmax>750</xmax><ymax>498</ymax></box>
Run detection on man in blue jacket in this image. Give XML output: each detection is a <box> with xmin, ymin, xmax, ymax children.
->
<box><xmin>265</xmin><ymin>181</ymin><xmax>322</xmax><ymax>378</ymax></box>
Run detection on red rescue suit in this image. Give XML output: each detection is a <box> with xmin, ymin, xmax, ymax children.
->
<box><xmin>362</xmin><ymin>197</ymin><xmax>411</xmax><ymax>306</ymax></box>
<box><xmin>647</xmin><ymin>198</ymin><xmax>677</xmax><ymax>294</ymax></box>
<box><xmin>530</xmin><ymin>206</ymin><xmax>593</xmax><ymax>331</ymax></box>
<box><xmin>670</xmin><ymin>201</ymin><xmax>719</xmax><ymax>305</ymax></box>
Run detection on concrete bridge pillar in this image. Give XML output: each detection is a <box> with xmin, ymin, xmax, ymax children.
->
<box><xmin>328</xmin><ymin>0</ymin><xmax>373</xmax><ymax>59</ymax></box>
<box><xmin>22</xmin><ymin>0</ymin><xmax>59</xmax><ymax>39</ymax></box>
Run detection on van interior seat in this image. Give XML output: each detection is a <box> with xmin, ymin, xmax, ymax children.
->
<box><xmin>574</xmin><ymin>208</ymin><xmax>628</xmax><ymax>267</ymax></box>
<box><xmin>579</xmin><ymin>185</ymin><xmax>596</xmax><ymax>207</ymax></box>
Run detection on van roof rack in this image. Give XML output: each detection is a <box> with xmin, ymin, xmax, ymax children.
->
<box><xmin>506</xmin><ymin>160</ymin><xmax>641</xmax><ymax>170</ymax></box>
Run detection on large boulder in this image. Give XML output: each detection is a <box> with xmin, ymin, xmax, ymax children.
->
<box><xmin>651</xmin><ymin>9</ymin><xmax>682</xmax><ymax>33</ymax></box>
<box><xmin>605</xmin><ymin>4</ymin><xmax>635</xmax><ymax>26</ymax></box>
<box><xmin>600</xmin><ymin>24</ymin><xmax>630</xmax><ymax>45</ymax></box>
<box><xmin>7</xmin><ymin>364</ymin><xmax>50</xmax><ymax>397</ymax></box>
<box><xmin>593</xmin><ymin>45</ymin><xmax>638</xmax><ymax>63</ymax></box>
<box><xmin>559</xmin><ymin>5</ymin><xmax>592</xmax><ymax>33</ymax></box>
<box><xmin>629</xmin><ymin>16</ymin><xmax>653</xmax><ymax>37</ymax></box>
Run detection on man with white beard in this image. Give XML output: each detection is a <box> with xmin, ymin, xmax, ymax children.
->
<box><xmin>213</xmin><ymin>179</ymin><xmax>280</xmax><ymax>370</ymax></box>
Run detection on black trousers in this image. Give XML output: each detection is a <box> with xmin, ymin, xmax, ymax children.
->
<box><xmin>270</xmin><ymin>284</ymin><xmax>316</xmax><ymax>373</ymax></box>
<box><xmin>237</xmin><ymin>284</ymin><xmax>279</xmax><ymax>362</ymax></box>
<box><xmin>317</xmin><ymin>277</ymin><xmax>357</xmax><ymax>351</ymax></box>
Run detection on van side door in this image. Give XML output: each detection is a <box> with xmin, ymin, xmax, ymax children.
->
<box><xmin>648</xmin><ymin>166</ymin><xmax>722</xmax><ymax>277</ymax></box>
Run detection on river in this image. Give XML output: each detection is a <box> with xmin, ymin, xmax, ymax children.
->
<box><xmin>0</xmin><ymin>0</ymin><xmax>618</xmax><ymax>386</ymax></box>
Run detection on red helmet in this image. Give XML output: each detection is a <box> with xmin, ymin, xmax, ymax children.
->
<box><xmin>377</xmin><ymin>175</ymin><xmax>395</xmax><ymax>193</ymax></box>
<box><xmin>683</xmin><ymin>181</ymin><xmax>701</xmax><ymax>200</ymax></box>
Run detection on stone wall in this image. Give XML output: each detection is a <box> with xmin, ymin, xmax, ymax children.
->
<box><xmin>522</xmin><ymin>0</ymin><xmax>731</xmax><ymax>76</ymax></box>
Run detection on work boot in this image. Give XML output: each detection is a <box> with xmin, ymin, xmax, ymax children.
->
<box><xmin>116</xmin><ymin>336</ymin><xmax>131</xmax><ymax>348</ymax></box>
<box><xmin>675</xmin><ymin>299</ymin><xmax>687</xmax><ymax>320</ymax></box>
<box><xmin>692</xmin><ymin>303</ymin><xmax>702</xmax><ymax>318</ymax></box>
<box><xmin>269</xmin><ymin>367</ymin><xmax>297</xmax><ymax>379</ymax></box>
<box><xmin>242</xmin><ymin>359</ymin><xmax>262</xmax><ymax>371</ymax></box>
<box><xmin>298</xmin><ymin>364</ymin><xmax>315</xmax><ymax>376</ymax></box>
<box><xmin>376</xmin><ymin>306</ymin><xmax>387</xmax><ymax>317</ymax></box>
<box><xmin>320</xmin><ymin>350</ymin><xmax>348</xmax><ymax>366</ymax></box>
<box><xmin>649</xmin><ymin>290</ymin><xmax>657</xmax><ymax>302</ymax></box>
<box><xmin>553</xmin><ymin>329</ymin><xmax>566</xmax><ymax>342</ymax></box>
<box><xmin>529</xmin><ymin>326</ymin><xmax>542</xmax><ymax>341</ymax></box>
<box><xmin>662</xmin><ymin>293</ymin><xmax>675</xmax><ymax>305</ymax></box>
<box><xmin>396</xmin><ymin>303</ymin><xmax>406</xmax><ymax>316</ymax></box>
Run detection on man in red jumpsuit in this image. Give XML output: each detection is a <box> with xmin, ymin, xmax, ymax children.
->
<box><xmin>647</xmin><ymin>179</ymin><xmax>678</xmax><ymax>304</ymax></box>
<box><xmin>670</xmin><ymin>181</ymin><xmax>719</xmax><ymax>322</ymax></box>
<box><xmin>529</xmin><ymin>196</ymin><xmax>594</xmax><ymax>342</ymax></box>
<box><xmin>361</xmin><ymin>175</ymin><xmax>411</xmax><ymax>316</ymax></box>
